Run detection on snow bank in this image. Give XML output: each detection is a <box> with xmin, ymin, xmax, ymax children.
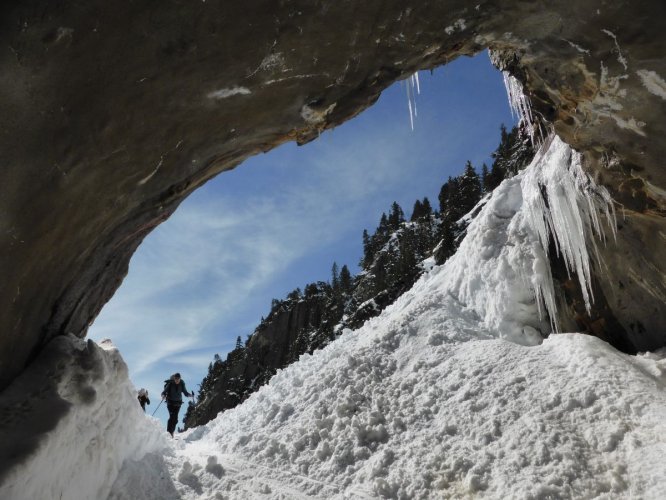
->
<box><xmin>166</xmin><ymin>328</ymin><xmax>666</xmax><ymax>498</ymax></box>
<box><xmin>156</xmin><ymin>277</ymin><xmax>666</xmax><ymax>498</ymax></box>
<box><xmin>0</xmin><ymin>335</ymin><xmax>167</xmax><ymax>500</ymax></box>
<box><xmin>132</xmin><ymin>136</ymin><xmax>666</xmax><ymax>498</ymax></box>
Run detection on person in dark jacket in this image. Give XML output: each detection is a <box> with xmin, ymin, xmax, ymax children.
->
<box><xmin>161</xmin><ymin>373</ymin><xmax>193</xmax><ymax>437</ymax></box>
<box><xmin>137</xmin><ymin>388</ymin><xmax>150</xmax><ymax>411</ymax></box>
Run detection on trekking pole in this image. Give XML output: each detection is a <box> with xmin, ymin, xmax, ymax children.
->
<box><xmin>151</xmin><ymin>399</ymin><xmax>164</xmax><ymax>416</ymax></box>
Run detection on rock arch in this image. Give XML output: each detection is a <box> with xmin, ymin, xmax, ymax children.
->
<box><xmin>1</xmin><ymin>0</ymin><xmax>665</xmax><ymax>386</ymax></box>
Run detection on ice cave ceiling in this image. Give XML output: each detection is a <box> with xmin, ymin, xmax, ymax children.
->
<box><xmin>0</xmin><ymin>0</ymin><xmax>665</xmax><ymax>386</ymax></box>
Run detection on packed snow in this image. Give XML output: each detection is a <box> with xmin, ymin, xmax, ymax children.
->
<box><xmin>2</xmin><ymin>135</ymin><xmax>666</xmax><ymax>499</ymax></box>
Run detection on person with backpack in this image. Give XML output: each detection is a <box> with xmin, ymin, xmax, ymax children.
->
<box><xmin>161</xmin><ymin>372</ymin><xmax>193</xmax><ymax>437</ymax></box>
<box><xmin>137</xmin><ymin>388</ymin><xmax>150</xmax><ymax>411</ymax></box>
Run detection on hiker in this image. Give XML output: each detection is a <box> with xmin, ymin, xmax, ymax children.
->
<box><xmin>137</xmin><ymin>388</ymin><xmax>150</xmax><ymax>411</ymax></box>
<box><xmin>161</xmin><ymin>372</ymin><xmax>193</xmax><ymax>437</ymax></box>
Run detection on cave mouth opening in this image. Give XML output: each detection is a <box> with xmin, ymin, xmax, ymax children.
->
<box><xmin>88</xmin><ymin>51</ymin><xmax>518</xmax><ymax>420</ymax></box>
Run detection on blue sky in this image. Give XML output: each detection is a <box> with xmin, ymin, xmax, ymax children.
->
<box><xmin>89</xmin><ymin>52</ymin><xmax>515</xmax><ymax>423</ymax></box>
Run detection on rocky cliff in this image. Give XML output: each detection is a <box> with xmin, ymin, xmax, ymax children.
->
<box><xmin>1</xmin><ymin>0</ymin><xmax>665</xmax><ymax>389</ymax></box>
<box><xmin>185</xmin><ymin>288</ymin><xmax>337</xmax><ymax>427</ymax></box>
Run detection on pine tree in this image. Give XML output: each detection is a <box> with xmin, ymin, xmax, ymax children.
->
<box><xmin>339</xmin><ymin>265</ymin><xmax>353</xmax><ymax>295</ymax></box>
<box><xmin>438</xmin><ymin>176</ymin><xmax>460</xmax><ymax>215</ymax></box>
<box><xmin>361</xmin><ymin>229</ymin><xmax>372</xmax><ymax>267</ymax></box>
<box><xmin>421</xmin><ymin>197</ymin><xmax>432</xmax><ymax>217</ymax></box>
<box><xmin>304</xmin><ymin>282</ymin><xmax>319</xmax><ymax>298</ymax></box>
<box><xmin>481</xmin><ymin>163</ymin><xmax>490</xmax><ymax>193</ymax></box>
<box><xmin>434</xmin><ymin>219</ymin><xmax>456</xmax><ymax>264</ymax></box>
<box><xmin>411</xmin><ymin>199</ymin><xmax>424</xmax><ymax>221</ymax></box>
<box><xmin>378</xmin><ymin>213</ymin><xmax>389</xmax><ymax>235</ymax></box>
<box><xmin>458</xmin><ymin>161</ymin><xmax>482</xmax><ymax>215</ymax></box>
<box><xmin>331</xmin><ymin>262</ymin><xmax>340</xmax><ymax>291</ymax></box>
<box><xmin>287</xmin><ymin>288</ymin><xmax>302</xmax><ymax>302</ymax></box>
<box><xmin>235</xmin><ymin>336</ymin><xmax>242</xmax><ymax>350</ymax></box>
<box><xmin>397</xmin><ymin>229</ymin><xmax>418</xmax><ymax>285</ymax></box>
<box><xmin>388</xmin><ymin>201</ymin><xmax>405</xmax><ymax>229</ymax></box>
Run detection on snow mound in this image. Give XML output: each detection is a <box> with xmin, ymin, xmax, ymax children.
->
<box><xmin>113</xmin><ymin>136</ymin><xmax>666</xmax><ymax>498</ymax></box>
<box><xmin>0</xmin><ymin>335</ymin><xmax>167</xmax><ymax>500</ymax></box>
<box><xmin>165</xmin><ymin>330</ymin><xmax>666</xmax><ymax>499</ymax></box>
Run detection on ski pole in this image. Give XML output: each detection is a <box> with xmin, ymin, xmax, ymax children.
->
<box><xmin>151</xmin><ymin>399</ymin><xmax>163</xmax><ymax>416</ymax></box>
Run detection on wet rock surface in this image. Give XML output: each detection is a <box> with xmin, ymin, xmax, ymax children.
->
<box><xmin>1</xmin><ymin>0</ymin><xmax>665</xmax><ymax>385</ymax></box>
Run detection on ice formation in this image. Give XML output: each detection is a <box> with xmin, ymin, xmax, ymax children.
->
<box><xmin>522</xmin><ymin>135</ymin><xmax>616</xmax><ymax>324</ymax></box>
<box><xmin>502</xmin><ymin>71</ymin><xmax>544</xmax><ymax>145</ymax></box>
<box><xmin>405</xmin><ymin>72</ymin><xmax>420</xmax><ymax>130</ymax></box>
<box><xmin>500</xmin><ymin>68</ymin><xmax>616</xmax><ymax>324</ymax></box>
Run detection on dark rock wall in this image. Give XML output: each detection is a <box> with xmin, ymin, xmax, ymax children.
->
<box><xmin>188</xmin><ymin>295</ymin><xmax>330</xmax><ymax>427</ymax></box>
<box><xmin>1</xmin><ymin>0</ymin><xmax>665</xmax><ymax>386</ymax></box>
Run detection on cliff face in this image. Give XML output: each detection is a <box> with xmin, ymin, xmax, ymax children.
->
<box><xmin>1</xmin><ymin>0</ymin><xmax>665</xmax><ymax>387</ymax></box>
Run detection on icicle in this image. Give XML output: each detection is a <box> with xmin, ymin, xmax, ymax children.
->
<box><xmin>521</xmin><ymin>135</ymin><xmax>617</xmax><ymax>328</ymax></box>
<box><xmin>405</xmin><ymin>71</ymin><xmax>420</xmax><ymax>130</ymax></box>
<box><xmin>502</xmin><ymin>72</ymin><xmax>544</xmax><ymax>146</ymax></box>
<box><xmin>406</xmin><ymin>82</ymin><xmax>414</xmax><ymax>131</ymax></box>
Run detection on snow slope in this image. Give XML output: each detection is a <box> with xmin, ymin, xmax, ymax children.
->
<box><xmin>3</xmin><ymin>135</ymin><xmax>665</xmax><ymax>499</ymax></box>
<box><xmin>108</xmin><ymin>136</ymin><xmax>666</xmax><ymax>498</ymax></box>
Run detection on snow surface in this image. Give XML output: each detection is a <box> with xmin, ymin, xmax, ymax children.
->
<box><xmin>112</xmin><ymin>137</ymin><xmax>664</xmax><ymax>498</ymax></box>
<box><xmin>3</xmin><ymin>136</ymin><xmax>666</xmax><ymax>499</ymax></box>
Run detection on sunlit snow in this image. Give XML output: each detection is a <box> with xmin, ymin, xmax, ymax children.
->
<box><xmin>2</xmin><ymin>136</ymin><xmax>665</xmax><ymax>499</ymax></box>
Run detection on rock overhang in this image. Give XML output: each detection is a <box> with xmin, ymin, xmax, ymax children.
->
<box><xmin>0</xmin><ymin>0</ymin><xmax>665</xmax><ymax>386</ymax></box>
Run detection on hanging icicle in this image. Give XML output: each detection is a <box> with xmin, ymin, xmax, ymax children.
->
<box><xmin>502</xmin><ymin>72</ymin><xmax>545</xmax><ymax>146</ymax></box>
<box><xmin>405</xmin><ymin>72</ymin><xmax>420</xmax><ymax>130</ymax></box>
<box><xmin>521</xmin><ymin>135</ymin><xmax>617</xmax><ymax>327</ymax></box>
